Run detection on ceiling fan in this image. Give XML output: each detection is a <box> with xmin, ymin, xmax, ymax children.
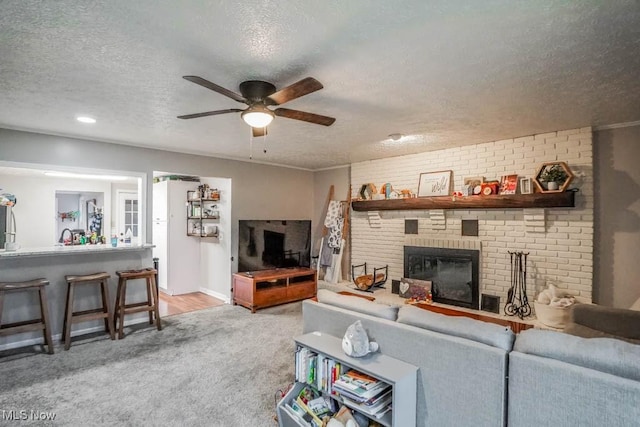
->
<box><xmin>177</xmin><ymin>76</ymin><xmax>335</xmax><ymax>137</ymax></box>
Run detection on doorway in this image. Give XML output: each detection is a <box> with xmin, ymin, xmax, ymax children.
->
<box><xmin>152</xmin><ymin>173</ymin><xmax>233</xmax><ymax>312</ymax></box>
<box><xmin>116</xmin><ymin>190</ymin><xmax>139</xmax><ymax>243</ymax></box>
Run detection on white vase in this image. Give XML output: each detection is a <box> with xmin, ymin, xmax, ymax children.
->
<box><xmin>547</xmin><ymin>181</ymin><xmax>559</xmax><ymax>191</ymax></box>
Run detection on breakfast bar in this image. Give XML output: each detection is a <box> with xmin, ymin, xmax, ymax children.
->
<box><xmin>0</xmin><ymin>244</ymin><xmax>154</xmax><ymax>351</ymax></box>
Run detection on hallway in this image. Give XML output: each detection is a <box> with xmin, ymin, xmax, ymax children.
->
<box><xmin>158</xmin><ymin>292</ymin><xmax>225</xmax><ymax>317</ymax></box>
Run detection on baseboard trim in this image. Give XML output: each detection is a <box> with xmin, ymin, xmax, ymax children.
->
<box><xmin>199</xmin><ymin>287</ymin><xmax>230</xmax><ymax>304</ymax></box>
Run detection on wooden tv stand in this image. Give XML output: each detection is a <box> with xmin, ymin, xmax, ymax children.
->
<box><xmin>232</xmin><ymin>267</ymin><xmax>317</xmax><ymax>313</ymax></box>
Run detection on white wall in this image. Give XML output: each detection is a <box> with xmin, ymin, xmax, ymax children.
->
<box><xmin>56</xmin><ymin>193</ymin><xmax>82</xmax><ymax>235</ymax></box>
<box><xmin>0</xmin><ymin>129</ymin><xmax>314</xmax><ymax>279</ymax></box>
<box><xmin>593</xmin><ymin>125</ymin><xmax>640</xmax><ymax>308</ymax></box>
<box><xmin>0</xmin><ymin>174</ymin><xmax>112</xmax><ymax>247</ymax></box>
<box><xmin>351</xmin><ymin>127</ymin><xmax>594</xmax><ymax>307</ymax></box>
<box><xmin>199</xmin><ymin>176</ymin><xmax>232</xmax><ymax>301</ymax></box>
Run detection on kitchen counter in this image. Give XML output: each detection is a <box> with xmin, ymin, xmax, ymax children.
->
<box><xmin>0</xmin><ymin>243</ymin><xmax>154</xmax><ymax>258</ymax></box>
<box><xmin>0</xmin><ymin>244</ymin><xmax>155</xmax><ymax>352</ymax></box>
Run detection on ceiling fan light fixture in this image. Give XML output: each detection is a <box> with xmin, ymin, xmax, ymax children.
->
<box><xmin>241</xmin><ymin>106</ymin><xmax>274</xmax><ymax>128</ymax></box>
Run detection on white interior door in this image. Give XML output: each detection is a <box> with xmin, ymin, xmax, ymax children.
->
<box><xmin>117</xmin><ymin>190</ymin><xmax>139</xmax><ymax>243</ymax></box>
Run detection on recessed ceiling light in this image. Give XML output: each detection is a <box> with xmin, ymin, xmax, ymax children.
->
<box><xmin>76</xmin><ymin>116</ymin><xmax>96</xmax><ymax>124</ymax></box>
<box><xmin>382</xmin><ymin>134</ymin><xmax>428</xmax><ymax>145</ymax></box>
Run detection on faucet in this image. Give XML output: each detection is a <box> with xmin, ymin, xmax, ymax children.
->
<box><xmin>59</xmin><ymin>228</ymin><xmax>74</xmax><ymax>245</ymax></box>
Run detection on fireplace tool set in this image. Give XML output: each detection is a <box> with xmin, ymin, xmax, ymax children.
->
<box><xmin>504</xmin><ymin>251</ymin><xmax>532</xmax><ymax>319</ymax></box>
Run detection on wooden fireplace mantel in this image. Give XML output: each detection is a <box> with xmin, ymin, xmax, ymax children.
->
<box><xmin>351</xmin><ymin>191</ymin><xmax>576</xmax><ymax>212</ymax></box>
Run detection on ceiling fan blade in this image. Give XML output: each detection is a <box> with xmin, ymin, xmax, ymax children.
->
<box><xmin>177</xmin><ymin>109</ymin><xmax>243</xmax><ymax>119</ymax></box>
<box><xmin>274</xmin><ymin>108</ymin><xmax>336</xmax><ymax>126</ymax></box>
<box><xmin>183</xmin><ymin>76</ymin><xmax>247</xmax><ymax>104</ymax></box>
<box><xmin>266</xmin><ymin>77</ymin><xmax>323</xmax><ymax>106</ymax></box>
<box><xmin>252</xmin><ymin>127</ymin><xmax>268</xmax><ymax>138</ymax></box>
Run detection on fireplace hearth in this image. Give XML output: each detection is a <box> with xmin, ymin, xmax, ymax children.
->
<box><xmin>404</xmin><ymin>246</ymin><xmax>479</xmax><ymax>309</ymax></box>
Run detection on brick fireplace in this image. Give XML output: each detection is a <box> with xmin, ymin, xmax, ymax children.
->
<box><xmin>350</xmin><ymin>127</ymin><xmax>594</xmax><ymax>310</ymax></box>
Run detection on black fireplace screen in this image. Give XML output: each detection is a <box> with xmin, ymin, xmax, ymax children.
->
<box><xmin>404</xmin><ymin>246</ymin><xmax>479</xmax><ymax>309</ymax></box>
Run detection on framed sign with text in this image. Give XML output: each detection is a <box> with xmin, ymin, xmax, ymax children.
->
<box><xmin>418</xmin><ymin>170</ymin><xmax>452</xmax><ymax>197</ymax></box>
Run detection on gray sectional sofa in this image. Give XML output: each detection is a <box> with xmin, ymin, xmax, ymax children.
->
<box><xmin>304</xmin><ymin>290</ymin><xmax>640</xmax><ymax>427</ymax></box>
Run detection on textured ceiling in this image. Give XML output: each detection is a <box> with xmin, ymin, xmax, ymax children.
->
<box><xmin>1</xmin><ymin>1</ymin><xmax>639</xmax><ymax>170</ymax></box>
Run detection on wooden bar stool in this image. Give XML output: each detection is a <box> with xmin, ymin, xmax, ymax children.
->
<box><xmin>62</xmin><ymin>272</ymin><xmax>115</xmax><ymax>350</ymax></box>
<box><xmin>114</xmin><ymin>268</ymin><xmax>161</xmax><ymax>339</ymax></box>
<box><xmin>0</xmin><ymin>278</ymin><xmax>54</xmax><ymax>354</ymax></box>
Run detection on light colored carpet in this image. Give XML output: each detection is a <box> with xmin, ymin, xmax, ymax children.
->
<box><xmin>0</xmin><ymin>302</ymin><xmax>302</xmax><ymax>426</ymax></box>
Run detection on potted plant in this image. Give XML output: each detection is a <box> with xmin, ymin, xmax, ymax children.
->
<box><xmin>540</xmin><ymin>164</ymin><xmax>568</xmax><ymax>190</ymax></box>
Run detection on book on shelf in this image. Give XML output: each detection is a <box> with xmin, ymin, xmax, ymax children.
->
<box><xmin>306</xmin><ymin>395</ymin><xmax>332</xmax><ymax>418</ymax></box>
<box><xmin>338</xmin><ymin>369</ymin><xmax>381</xmax><ymax>391</ymax></box>
<box><xmin>296</xmin><ymin>396</ymin><xmax>323</xmax><ymax>426</ymax></box>
<box><xmin>341</xmin><ymin>389</ymin><xmax>393</xmax><ymax>419</ymax></box>
<box><xmin>301</xmin><ymin>352</ymin><xmax>347</xmax><ymax>396</ymax></box>
<box><xmin>295</xmin><ymin>348</ymin><xmax>318</xmax><ymax>384</ymax></box>
<box><xmin>332</xmin><ymin>378</ymin><xmax>390</xmax><ymax>403</ymax></box>
<box><xmin>282</xmin><ymin>402</ymin><xmax>313</xmax><ymax>426</ymax></box>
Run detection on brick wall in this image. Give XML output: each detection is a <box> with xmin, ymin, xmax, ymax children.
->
<box><xmin>351</xmin><ymin>127</ymin><xmax>593</xmax><ymax>305</ymax></box>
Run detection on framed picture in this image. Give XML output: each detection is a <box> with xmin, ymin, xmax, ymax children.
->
<box><xmin>418</xmin><ymin>170</ymin><xmax>452</xmax><ymax>197</ymax></box>
<box><xmin>499</xmin><ymin>174</ymin><xmax>518</xmax><ymax>195</ymax></box>
<box><xmin>519</xmin><ymin>177</ymin><xmax>533</xmax><ymax>194</ymax></box>
<box><xmin>463</xmin><ymin>176</ymin><xmax>484</xmax><ymax>195</ymax></box>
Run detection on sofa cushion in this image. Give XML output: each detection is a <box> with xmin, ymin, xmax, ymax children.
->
<box><xmin>397</xmin><ymin>305</ymin><xmax>515</xmax><ymax>351</ymax></box>
<box><xmin>316</xmin><ymin>289</ymin><xmax>399</xmax><ymax>321</ymax></box>
<box><xmin>514</xmin><ymin>329</ymin><xmax>640</xmax><ymax>381</ymax></box>
<box><xmin>564</xmin><ymin>323</ymin><xmax>640</xmax><ymax>345</ymax></box>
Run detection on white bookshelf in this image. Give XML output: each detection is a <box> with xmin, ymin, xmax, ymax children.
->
<box><xmin>277</xmin><ymin>331</ymin><xmax>417</xmax><ymax>427</ymax></box>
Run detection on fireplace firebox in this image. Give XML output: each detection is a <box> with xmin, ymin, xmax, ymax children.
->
<box><xmin>404</xmin><ymin>246</ymin><xmax>479</xmax><ymax>309</ymax></box>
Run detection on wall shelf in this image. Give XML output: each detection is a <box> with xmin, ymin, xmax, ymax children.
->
<box><xmin>351</xmin><ymin>191</ymin><xmax>576</xmax><ymax>212</ymax></box>
<box><xmin>186</xmin><ymin>190</ymin><xmax>220</xmax><ymax>237</ymax></box>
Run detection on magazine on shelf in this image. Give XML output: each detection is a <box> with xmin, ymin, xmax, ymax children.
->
<box><xmin>296</xmin><ymin>396</ymin><xmax>323</xmax><ymax>426</ymax></box>
<box><xmin>341</xmin><ymin>390</ymin><xmax>393</xmax><ymax>419</ymax></box>
<box><xmin>306</xmin><ymin>395</ymin><xmax>332</xmax><ymax>418</ymax></box>
<box><xmin>332</xmin><ymin>379</ymin><xmax>390</xmax><ymax>403</ymax></box>
<box><xmin>283</xmin><ymin>402</ymin><xmax>313</xmax><ymax>426</ymax></box>
<box><xmin>362</xmin><ymin>388</ymin><xmax>392</xmax><ymax>407</ymax></box>
<box><xmin>338</xmin><ymin>369</ymin><xmax>381</xmax><ymax>391</ymax></box>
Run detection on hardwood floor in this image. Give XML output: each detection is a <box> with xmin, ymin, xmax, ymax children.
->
<box><xmin>158</xmin><ymin>292</ymin><xmax>225</xmax><ymax>317</ymax></box>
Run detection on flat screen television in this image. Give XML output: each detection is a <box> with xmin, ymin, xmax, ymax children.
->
<box><xmin>238</xmin><ymin>220</ymin><xmax>312</xmax><ymax>272</ymax></box>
